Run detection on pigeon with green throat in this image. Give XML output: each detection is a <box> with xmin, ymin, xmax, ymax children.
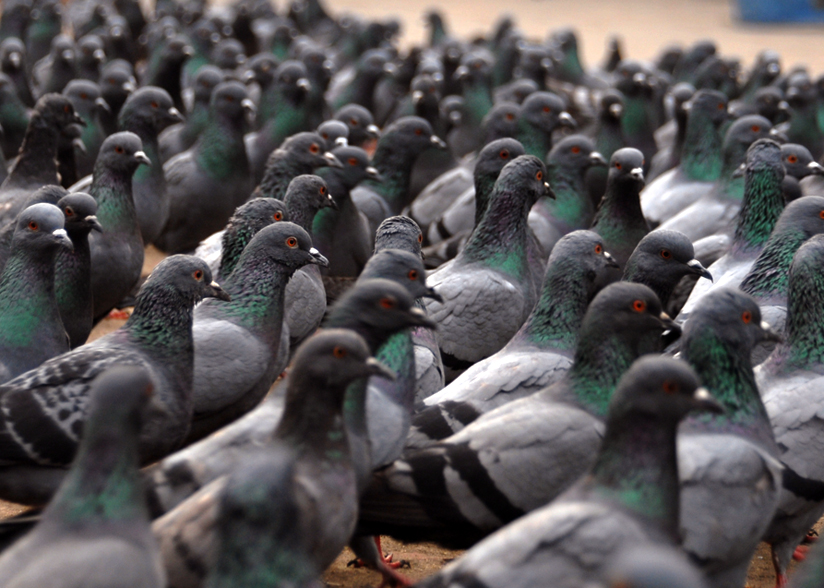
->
<box><xmin>63</xmin><ymin>79</ymin><xmax>110</xmax><ymax>179</ymax></box>
<box><xmin>0</xmin><ymin>72</ymin><xmax>32</xmax><ymax>159</ymax></box>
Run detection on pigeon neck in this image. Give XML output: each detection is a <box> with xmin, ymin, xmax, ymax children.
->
<box><xmin>513</xmin><ymin>256</ymin><xmax>591</xmax><ymax>350</ymax></box>
<box><xmin>180</xmin><ymin>102</ymin><xmax>210</xmax><ymax>146</ymax></box>
<box><xmin>545</xmin><ymin>161</ymin><xmax>593</xmax><ymax>228</ymax></box>
<box><xmin>91</xmin><ymin>163</ymin><xmax>140</xmax><ymax>233</ymax></box>
<box><xmin>682</xmin><ymin>327</ymin><xmax>776</xmax><ymax>448</ymax></box>
<box><xmin>262</xmin><ymin>91</ymin><xmax>307</xmax><ymax>146</ymax></box>
<box><xmin>621</xmin><ymin>94</ymin><xmax>654</xmax><ymax>144</ymax></box>
<box><xmin>218</xmin><ymin>223</ymin><xmax>259</xmax><ymax>279</ymax></box>
<box><xmin>788</xmin><ymin>104</ymin><xmax>820</xmax><ymax>147</ymax></box>
<box><xmin>472</xmin><ymin>170</ymin><xmax>499</xmax><ymax>227</ymax></box>
<box><xmin>55</xmin><ymin>232</ymin><xmax>92</xmax><ymax>317</ymax></box>
<box><xmin>516</xmin><ymin>118</ymin><xmax>553</xmax><ymax>159</ymax></box>
<box><xmin>7</xmin><ymin>113</ymin><xmax>60</xmax><ymax>186</ymax></box>
<box><xmin>374</xmin><ymin>329</ymin><xmax>416</xmax><ymax>410</ymax></box>
<box><xmin>716</xmin><ymin>144</ymin><xmax>747</xmax><ymax>202</ymax></box>
<box><xmin>461</xmin><ymin>181</ymin><xmax>531</xmax><ymax>282</ymax></box>
<box><xmin>360</xmin><ymin>138</ymin><xmax>420</xmax><ymax>214</ymax></box>
<box><xmin>680</xmin><ymin>109</ymin><xmax>723</xmax><ymax>182</ymax></box>
<box><xmin>558</xmin><ymin>48</ymin><xmax>584</xmax><ymax>83</ymax></box>
<box><xmin>350</xmin><ymin>72</ymin><xmax>381</xmax><ymax>111</ymax></box>
<box><xmin>0</xmin><ymin>247</ymin><xmax>62</xmax><ymax>345</ymax></box>
<box><xmin>285</xmin><ymin>195</ymin><xmax>322</xmax><ymax>233</ymax></box>
<box><xmin>127</xmin><ymin>124</ymin><xmax>163</xmax><ymax>187</ymax></box>
<box><xmin>740</xmin><ymin>228</ymin><xmax>808</xmax><ymax>301</ymax></box>
<box><xmin>461</xmin><ymin>79</ymin><xmax>493</xmax><ymax>128</ymax></box>
<box><xmin>196</xmin><ymin>112</ymin><xmax>248</xmax><ymax>181</ymax></box>
<box><xmin>733</xmin><ymin>162</ymin><xmax>785</xmax><ymax>252</ymax></box>
<box><xmin>258</xmin><ymin>157</ymin><xmax>311</xmax><ymax>201</ymax></box>
<box><xmin>784</xmin><ymin>260</ymin><xmax>824</xmax><ymax>369</ymax></box>
<box><xmin>592</xmin><ymin>178</ymin><xmax>647</xmax><ymax>252</ymax></box>
<box><xmin>590</xmin><ymin>409</ymin><xmax>681</xmax><ymax>541</ymax></box>
<box><xmin>125</xmin><ymin>286</ymin><xmax>196</xmax><ymax>358</ymax></box>
<box><xmin>623</xmin><ymin>260</ymin><xmax>678</xmax><ymax>308</ymax></box>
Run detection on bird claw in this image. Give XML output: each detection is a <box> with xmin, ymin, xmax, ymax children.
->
<box><xmin>774</xmin><ymin>573</ymin><xmax>789</xmax><ymax>588</ymax></box>
<box><xmin>346</xmin><ymin>558</ymin><xmax>367</xmax><ymax>568</ymax></box>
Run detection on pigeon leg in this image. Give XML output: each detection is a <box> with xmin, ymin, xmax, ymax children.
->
<box><xmin>771</xmin><ymin>547</ymin><xmax>789</xmax><ymax>588</ymax></box>
<box><xmin>347</xmin><ymin>535</ymin><xmax>412</xmax><ymax>587</ymax></box>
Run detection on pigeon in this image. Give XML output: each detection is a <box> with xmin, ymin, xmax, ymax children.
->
<box><xmin>529</xmin><ymin>135</ymin><xmax>607</xmax><ymax>253</ymax></box>
<box><xmin>0</xmin><ymin>203</ymin><xmax>72</xmax><ymax>383</ymax></box>
<box><xmin>25</xmin><ymin>1</ymin><xmax>64</xmax><ymax>69</ymax></box>
<box><xmin>677</xmin><ymin>288</ymin><xmax>783</xmax><ymax>588</ymax></box>
<box><xmin>0</xmin><ymin>94</ymin><xmax>85</xmax><ymax>225</ymax></box>
<box><xmin>425</xmin><ymin>155</ymin><xmax>549</xmax><ymax>381</ymax></box>
<box><xmin>257</xmin><ymin>131</ymin><xmax>343</xmax><ymax>201</ymax></box>
<box><xmin>511</xmin><ymin>91</ymin><xmax>576</xmax><ymax>159</ymax></box>
<box><xmin>351</xmin><ymin>116</ymin><xmax>446</xmax><ymax>233</ymax></box>
<box><xmin>590</xmin><ymin>147</ymin><xmax>649</xmax><ymax>284</ymax></box>
<box><xmin>53</xmin><ymin>192</ymin><xmax>102</xmax><ymax>349</ymax></box>
<box><xmin>75</xmin><ymin>34</ymin><xmax>106</xmax><ymax>82</ymax></box>
<box><xmin>317</xmin><ymin>119</ymin><xmax>350</xmax><ymax>149</ymax></box>
<box><xmin>585</xmin><ymin>90</ymin><xmax>625</xmax><ymax>205</ymax></box>
<box><xmin>359</xmin><ymin>282</ymin><xmax>675</xmax><ymax>545</ymax></box>
<box><xmin>446</xmin><ymin>51</ymin><xmax>494</xmax><ymax>157</ymax></box>
<box><xmin>243</xmin><ymin>52</ymin><xmax>280</xmax><ymax>132</ymax></box>
<box><xmin>756</xmin><ymin>234</ymin><xmax>824</xmax><ymax>587</ymax></box>
<box><xmin>0</xmin><ymin>255</ymin><xmax>229</xmax><ymax>505</ymax></box>
<box><xmin>784</xmin><ymin>73</ymin><xmax>823</xmax><ymax>161</ymax></box>
<box><xmin>187</xmin><ymin>222</ymin><xmax>328</xmax><ymax>442</ymax></box>
<box><xmin>98</xmin><ymin>59</ymin><xmax>136</xmax><ymax>136</ymax></box>
<box><xmin>143</xmin><ymin>35</ymin><xmax>193</xmax><ymax>114</ymax></box>
<box><xmin>678</xmin><ymin>139</ymin><xmax>786</xmax><ymax>324</ymax></box>
<box><xmin>647</xmin><ymin>82</ymin><xmax>696</xmax><ymax>182</ymax></box>
<box><xmin>0</xmin><ymin>185</ymin><xmax>68</xmax><ymax>269</ymax></box>
<box><xmin>31</xmin><ymin>35</ymin><xmax>76</xmax><ymax>98</ymax></box>
<box><xmin>415</xmin><ymin>356</ymin><xmax>720</xmax><ymax>588</ymax></box>
<box><xmin>0</xmin><ymin>366</ymin><xmax>165</xmax><ymax>588</ymax></box>
<box><xmin>0</xmin><ymin>37</ymin><xmax>34</xmax><ymax>107</ymax></box>
<box><xmin>158</xmin><ymin>65</ymin><xmax>223</xmax><ymax>163</ymax></box>
<box><xmin>408</xmin><ymin>230</ymin><xmax>619</xmax><ymax>448</ymax></box>
<box><xmin>0</xmin><ymin>72</ymin><xmax>31</xmax><ymax>160</ymax></box>
<box><xmin>62</xmin><ymin>79</ymin><xmax>110</xmax><ymax>179</ymax></box>
<box><xmin>623</xmin><ymin>229</ymin><xmax>713</xmax><ymax>309</ymax></box>
<box><xmin>334</xmin><ymin>103</ymin><xmax>380</xmax><ymax>148</ymax></box>
<box><xmin>205</xmin><ymin>449</ymin><xmax>321</xmax><ymax>588</ymax></box>
<box><xmin>282</xmin><ymin>175</ymin><xmax>336</xmax><ymax>347</ymax></box>
<box><xmin>156</xmin><ymin>81</ymin><xmax>255</xmax><ymax>254</ymax></box>
<box><xmin>614</xmin><ymin>60</ymin><xmax>658</xmax><ymax>166</ymax></box>
<box><xmin>75</xmin><ymin>132</ymin><xmax>150</xmax><ymax>321</ymax></box>
<box><xmin>152</xmin><ymin>329</ymin><xmax>393</xmax><ymax>588</ymax></box>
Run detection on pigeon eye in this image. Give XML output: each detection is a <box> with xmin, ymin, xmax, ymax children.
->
<box><xmin>151</xmin><ymin>101</ymin><xmax>159</xmax><ymax>108</ymax></box>
<box><xmin>193</xmin><ymin>270</ymin><xmax>204</xmax><ymax>281</ymax></box>
<box><xmin>319</xmin><ymin>186</ymin><xmax>326</xmax><ymax>195</ymax></box>
<box><xmin>660</xmin><ymin>249</ymin><xmax>672</xmax><ymax>259</ymax></box>
<box><xmin>417</xmin><ymin>233</ymin><xmax>423</xmax><ymax>243</ymax></box>
<box><xmin>309</xmin><ymin>143</ymin><xmax>320</xmax><ymax>154</ymax></box>
<box><xmin>348</xmin><ymin>157</ymin><xmax>359</xmax><ymax>166</ymax></box>
<box><xmin>615</xmin><ymin>162</ymin><xmax>622</xmax><ymax>170</ymax></box>
<box><xmin>542</xmin><ymin>106</ymin><xmax>551</xmax><ymax>113</ymax></box>
<box><xmin>28</xmin><ymin>221</ymin><xmax>39</xmax><ymax>231</ymax></box>
<box><xmin>505</xmin><ymin>113</ymin><xmax>515</xmax><ymax>121</ymax></box>
<box><xmin>632</xmin><ymin>299</ymin><xmax>646</xmax><ymax>312</ymax></box>
<box><xmin>274</xmin><ymin>211</ymin><xmax>283</xmax><ymax>221</ymax></box>
<box><xmin>115</xmin><ymin>145</ymin><xmax>124</xmax><ymax>154</ymax></box>
<box><xmin>751</xmin><ymin>125</ymin><xmax>760</xmax><ymax>132</ymax></box>
<box><xmin>286</xmin><ymin>237</ymin><xmax>298</xmax><ymax>248</ymax></box>
<box><xmin>225</xmin><ymin>95</ymin><xmax>234</xmax><ymax>102</ymax></box>
<box><xmin>408</xmin><ymin>269</ymin><xmax>418</xmax><ymax>280</ymax></box>
<box><xmin>717</xmin><ymin>102</ymin><xmax>725</xmax><ymax>110</ymax></box>
<box><xmin>571</xmin><ymin>146</ymin><xmax>581</xmax><ymax>154</ymax></box>
<box><xmin>819</xmin><ymin>210</ymin><xmax>824</xmax><ymax>219</ymax></box>
<box><xmin>379</xmin><ymin>297</ymin><xmax>396</xmax><ymax>309</ymax></box>
<box><xmin>321</xmin><ymin>133</ymin><xmax>329</xmax><ymax>139</ymax></box>
<box><xmin>415</xmin><ymin>128</ymin><xmax>423</xmax><ymax>135</ymax></box>
<box><xmin>500</xmin><ymin>150</ymin><xmax>509</xmax><ymax>159</ymax></box>
<box><xmin>788</xmin><ymin>154</ymin><xmax>798</xmax><ymax>164</ymax></box>
<box><xmin>65</xmin><ymin>207</ymin><xmax>74</xmax><ymax>217</ymax></box>
<box><xmin>108</xmin><ymin>78</ymin><xmax>115</xmax><ymax>84</ymax></box>
<box><xmin>333</xmin><ymin>346</ymin><xmax>347</xmax><ymax>358</ymax></box>
<box><xmin>535</xmin><ymin>171</ymin><xmax>543</xmax><ymax>181</ymax></box>
<box><xmin>742</xmin><ymin>310</ymin><xmax>752</xmax><ymax>324</ymax></box>
<box><xmin>350</xmin><ymin>118</ymin><xmax>358</xmax><ymax>126</ymax></box>
<box><xmin>594</xmin><ymin>244</ymin><xmax>602</xmax><ymax>254</ymax></box>
<box><xmin>80</xmin><ymin>92</ymin><xmax>88</xmax><ymax>100</ymax></box>
<box><xmin>64</xmin><ymin>105</ymin><xmax>70</xmax><ymax>113</ymax></box>
<box><xmin>662</xmin><ymin>380</ymin><xmax>678</xmax><ymax>394</ymax></box>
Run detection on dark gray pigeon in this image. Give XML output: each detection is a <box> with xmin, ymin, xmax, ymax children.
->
<box><xmin>334</xmin><ymin>103</ymin><xmax>380</xmax><ymax>147</ymax></box>
<box><xmin>188</xmin><ymin>222</ymin><xmax>328</xmax><ymax>442</ymax></box>
<box><xmin>408</xmin><ymin>230</ymin><xmax>619</xmax><ymax>448</ymax></box>
<box><xmin>0</xmin><ymin>366</ymin><xmax>165</xmax><ymax>588</ymax></box>
<box><xmin>153</xmin><ymin>329</ymin><xmax>392</xmax><ymax>588</ymax></box>
<box><xmin>0</xmin><ymin>255</ymin><xmax>229</xmax><ymax>505</ymax></box>
<box><xmin>31</xmin><ymin>35</ymin><xmax>76</xmax><ymax>98</ymax></box>
<box><xmin>416</xmin><ymin>356</ymin><xmax>721</xmax><ymax>588</ymax></box>
<box><xmin>257</xmin><ymin>132</ymin><xmax>342</xmax><ymax>202</ymax></box>
<box><xmin>0</xmin><ymin>203</ymin><xmax>72</xmax><ymax>383</ymax></box>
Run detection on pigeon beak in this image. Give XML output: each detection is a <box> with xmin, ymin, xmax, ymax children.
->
<box><xmin>366</xmin><ymin>166</ymin><xmax>383</xmax><ymax>181</ymax></box>
<box><xmin>123</xmin><ymin>79</ymin><xmax>137</xmax><ymax>93</ymax></box>
<box><xmin>686</xmin><ymin>259</ymin><xmax>713</xmax><ymax>281</ymax></box>
<box><xmin>86</xmin><ymin>215</ymin><xmax>103</xmax><ymax>232</ymax></box>
<box><xmin>296</xmin><ymin>77</ymin><xmax>311</xmax><ymax>92</ymax></box>
<box><xmin>603</xmin><ymin>250</ymin><xmax>620</xmax><ymax>269</ymax></box>
<box><xmin>167</xmin><ymin>107</ymin><xmax>184</xmax><ymax>122</ymax></box>
<box><xmin>326</xmin><ymin>193</ymin><xmax>338</xmax><ymax>210</ymax></box>
<box><xmin>243</xmin><ymin>69</ymin><xmax>256</xmax><ymax>83</ymax></box>
<box><xmin>589</xmin><ymin>151</ymin><xmax>607</xmax><ymax>167</ymax></box>
<box><xmin>307</xmin><ymin>247</ymin><xmax>329</xmax><ymax>267</ymax></box>
<box><xmin>366</xmin><ymin>124</ymin><xmax>381</xmax><ymax>139</ymax></box>
<box><xmin>324</xmin><ymin>152</ymin><xmax>343</xmax><ymax>168</ymax></box>
<box><xmin>412</xmin><ymin>90</ymin><xmax>424</xmax><ymax>104</ymax></box>
<box><xmin>72</xmin><ymin>137</ymin><xmax>87</xmax><ymax>154</ymax></box>
<box><xmin>658</xmin><ymin>311</ymin><xmax>681</xmax><ymax>340</ymax></box>
<box><xmin>335</xmin><ymin>136</ymin><xmax>348</xmax><ymax>147</ymax></box>
<box><xmin>134</xmin><ymin>150</ymin><xmax>151</xmax><ymax>166</ymax></box>
<box><xmin>608</xmin><ymin>102</ymin><xmax>623</xmax><ymax>118</ymax></box>
<box><xmin>778</xmin><ymin>100</ymin><xmax>790</xmax><ymax>112</ymax></box>
<box><xmin>732</xmin><ymin>163</ymin><xmax>746</xmax><ymax>178</ymax></box>
<box><xmin>184</xmin><ymin>46</ymin><xmax>194</xmax><ymax>58</ymax></box>
<box><xmin>449</xmin><ymin>110</ymin><xmax>462</xmax><ymax>125</ymax></box>
<box><xmin>431</xmin><ymin>135</ymin><xmax>447</xmax><ymax>149</ymax></box>
<box><xmin>770</xmin><ymin>128</ymin><xmax>789</xmax><ymax>143</ymax></box>
<box><xmin>558</xmin><ymin>111</ymin><xmax>577</xmax><ymax>128</ymax></box>
<box><xmin>61</xmin><ymin>49</ymin><xmax>74</xmax><ymax>62</ymax></box>
<box><xmin>808</xmin><ymin>161</ymin><xmax>824</xmax><ymax>176</ymax></box>
<box><xmin>767</xmin><ymin>62</ymin><xmax>781</xmax><ymax>75</ymax></box>
<box><xmin>454</xmin><ymin>64</ymin><xmax>469</xmax><ymax>80</ymax></box>
<box><xmin>208</xmin><ymin>280</ymin><xmax>231</xmax><ymax>302</ymax></box>
<box><xmin>241</xmin><ymin>98</ymin><xmax>256</xmax><ymax>116</ymax></box>
<box><xmin>633</xmin><ymin>72</ymin><xmax>646</xmax><ymax>85</ymax></box>
<box><xmin>424</xmin><ymin>287</ymin><xmax>443</xmax><ymax>302</ymax></box>
<box><xmin>52</xmin><ymin>228</ymin><xmax>73</xmax><ymax>249</ymax></box>
<box><xmin>759</xmin><ymin>321</ymin><xmax>783</xmax><ymax>343</ymax></box>
<box><xmin>8</xmin><ymin>52</ymin><xmax>21</xmax><ymax>69</ymax></box>
<box><xmin>94</xmin><ymin>97</ymin><xmax>111</xmax><ymax>114</ymax></box>
<box><xmin>691</xmin><ymin>386</ymin><xmax>725</xmax><ymax>414</ymax></box>
<box><xmin>365</xmin><ymin>357</ymin><xmax>396</xmax><ymax>380</ymax></box>
<box><xmin>73</xmin><ymin>113</ymin><xmax>87</xmax><ymax>127</ymax></box>
<box><xmin>93</xmin><ymin>48</ymin><xmax>106</xmax><ymax>62</ymax></box>
<box><xmin>542</xmin><ymin>181</ymin><xmax>555</xmax><ymax>199</ymax></box>
<box><xmin>409</xmin><ymin>306</ymin><xmax>438</xmax><ymax>330</ymax></box>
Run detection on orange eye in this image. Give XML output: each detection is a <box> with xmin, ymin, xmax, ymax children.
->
<box><xmin>742</xmin><ymin>310</ymin><xmax>752</xmax><ymax>324</ymax></box>
<box><xmin>751</xmin><ymin>125</ymin><xmax>760</xmax><ymax>132</ymax></box>
<box><xmin>415</xmin><ymin>128</ymin><xmax>423</xmax><ymax>135</ymax></box>
<box><xmin>64</xmin><ymin>105</ymin><xmax>70</xmax><ymax>113</ymax></box>
<box><xmin>309</xmin><ymin>143</ymin><xmax>320</xmax><ymax>154</ymax></box>
<box><xmin>717</xmin><ymin>102</ymin><xmax>725</xmax><ymax>110</ymax></box>
<box><xmin>594</xmin><ymin>244</ymin><xmax>602</xmax><ymax>254</ymax></box>
<box><xmin>615</xmin><ymin>162</ymin><xmax>622</xmax><ymax>170</ymax></box>
<box><xmin>417</xmin><ymin>233</ymin><xmax>423</xmax><ymax>243</ymax></box>
<box><xmin>108</xmin><ymin>78</ymin><xmax>115</xmax><ymax>84</ymax></box>
<box><xmin>500</xmin><ymin>150</ymin><xmax>509</xmax><ymax>159</ymax></box>
<box><xmin>350</xmin><ymin>118</ymin><xmax>358</xmax><ymax>126</ymax></box>
<box><xmin>571</xmin><ymin>146</ymin><xmax>581</xmax><ymax>154</ymax></box>
<box><xmin>379</xmin><ymin>297</ymin><xmax>396</xmax><ymax>309</ymax></box>
<box><xmin>819</xmin><ymin>210</ymin><xmax>824</xmax><ymax>219</ymax></box>
<box><xmin>115</xmin><ymin>145</ymin><xmax>124</xmax><ymax>154</ymax></box>
<box><xmin>286</xmin><ymin>237</ymin><xmax>298</xmax><ymax>248</ymax></box>
<box><xmin>320</xmin><ymin>186</ymin><xmax>326</xmax><ymax>195</ymax></box>
<box><xmin>28</xmin><ymin>221</ymin><xmax>38</xmax><ymax>231</ymax></box>
<box><xmin>663</xmin><ymin>380</ymin><xmax>678</xmax><ymax>394</ymax></box>
<box><xmin>505</xmin><ymin>113</ymin><xmax>515</xmax><ymax>121</ymax></box>
<box><xmin>274</xmin><ymin>211</ymin><xmax>283</xmax><ymax>221</ymax></box>
<box><xmin>333</xmin><ymin>346</ymin><xmax>347</xmax><ymax>358</ymax></box>
<box><xmin>80</xmin><ymin>92</ymin><xmax>88</xmax><ymax>100</ymax></box>
<box><xmin>788</xmin><ymin>155</ymin><xmax>798</xmax><ymax>164</ymax></box>
<box><xmin>536</xmin><ymin>171</ymin><xmax>543</xmax><ymax>181</ymax></box>
<box><xmin>660</xmin><ymin>249</ymin><xmax>672</xmax><ymax>259</ymax></box>
<box><xmin>542</xmin><ymin>106</ymin><xmax>551</xmax><ymax>113</ymax></box>
<box><xmin>321</xmin><ymin>133</ymin><xmax>328</xmax><ymax>139</ymax></box>
<box><xmin>151</xmin><ymin>101</ymin><xmax>158</xmax><ymax>108</ymax></box>
<box><xmin>632</xmin><ymin>299</ymin><xmax>646</xmax><ymax>312</ymax></box>
<box><xmin>193</xmin><ymin>270</ymin><xmax>204</xmax><ymax>281</ymax></box>
<box><xmin>408</xmin><ymin>269</ymin><xmax>418</xmax><ymax>280</ymax></box>
<box><xmin>348</xmin><ymin>157</ymin><xmax>357</xmax><ymax>166</ymax></box>
<box><xmin>225</xmin><ymin>95</ymin><xmax>234</xmax><ymax>102</ymax></box>
<box><xmin>65</xmin><ymin>207</ymin><xmax>74</xmax><ymax>217</ymax></box>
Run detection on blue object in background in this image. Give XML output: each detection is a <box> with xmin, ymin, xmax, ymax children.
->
<box><xmin>737</xmin><ymin>0</ymin><xmax>824</xmax><ymax>23</ymax></box>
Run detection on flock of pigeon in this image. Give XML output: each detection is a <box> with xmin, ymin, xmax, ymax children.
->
<box><xmin>1</xmin><ymin>0</ymin><xmax>824</xmax><ymax>587</ymax></box>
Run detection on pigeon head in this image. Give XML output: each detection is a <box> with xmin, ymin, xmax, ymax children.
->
<box><xmin>670</xmin><ymin>82</ymin><xmax>695</xmax><ymax>116</ymax></box>
<box><xmin>685</xmin><ymin>88</ymin><xmax>728</xmax><ymax>126</ymax></box>
<box><xmin>624</xmin><ymin>229</ymin><xmax>712</xmax><ymax>306</ymax></box>
<box><xmin>280</xmin><ymin>132</ymin><xmax>342</xmax><ymax>170</ymax></box>
<box><xmin>410</xmin><ymin>74</ymin><xmax>441</xmax><ymax>109</ymax></box>
<box><xmin>360</xmin><ymin>249</ymin><xmax>440</xmax><ymax>301</ymax></box>
<box><xmin>317</xmin><ymin>120</ymin><xmax>349</xmax><ymax>150</ymax></box>
<box><xmin>481</xmin><ymin>102</ymin><xmax>520</xmax><ymax>143</ymax></box>
<box><xmin>284</xmin><ymin>174</ymin><xmax>337</xmax><ymax>222</ymax></box>
<box><xmin>139</xmin><ymin>255</ymin><xmax>230</xmax><ymax>308</ymax></box>
<box><xmin>374</xmin><ymin>216</ymin><xmax>423</xmax><ymax>255</ymax></box>
<box><xmin>119</xmin><ymin>86</ymin><xmax>183</xmax><ymax>133</ymax></box>
<box><xmin>192</xmin><ymin>66</ymin><xmax>223</xmax><ymax>105</ymax></box>
<box><xmin>496</xmin><ymin>155</ymin><xmax>552</xmax><ymax>203</ymax></box>
<box><xmin>22</xmin><ymin>184</ymin><xmax>69</xmax><ymax>207</ymax></box>
<box><xmin>454</xmin><ymin>51</ymin><xmax>492</xmax><ymax>84</ymax></box>
<box><xmin>12</xmin><ymin>203</ymin><xmax>72</xmax><ymax>252</ymax></box>
<box><xmin>274</xmin><ymin>60</ymin><xmax>311</xmax><ymax>104</ymax></box>
<box><xmin>160</xmin><ymin>35</ymin><xmax>194</xmax><ymax>66</ymax></box>
<box><xmin>328</xmin><ymin>145</ymin><xmax>380</xmax><ymax>190</ymax></box>
<box><xmin>299</xmin><ymin>45</ymin><xmax>334</xmax><ymax>86</ymax></box>
<box><xmin>100</xmin><ymin>60</ymin><xmax>137</xmax><ymax>102</ymax></box>
<box><xmin>244</xmin><ymin>53</ymin><xmax>278</xmax><ymax>88</ymax></box>
<box><xmin>771</xmin><ymin>195</ymin><xmax>824</xmax><ymax>241</ymax></box>
<box><xmin>599</xmin><ymin>89</ymin><xmax>624</xmax><ymax>121</ymax></box>
<box><xmin>515</xmin><ymin>45</ymin><xmax>553</xmax><ymax>82</ymax></box>
<box><xmin>211</xmin><ymin>81</ymin><xmax>254</xmax><ymax>124</ymax></box>
<box><xmin>519</xmin><ymin>91</ymin><xmax>576</xmax><ymax>134</ymax></box>
<box><xmin>381</xmin><ymin>116</ymin><xmax>446</xmax><ymax>155</ymax></box>
<box><xmin>77</xmin><ymin>34</ymin><xmax>106</xmax><ymax>68</ymax></box>
<box><xmin>34</xmin><ymin>94</ymin><xmax>86</xmax><ymax>132</ymax></box>
<box><xmin>57</xmin><ymin>193</ymin><xmax>102</xmax><ymax>236</ymax></box>
<box><xmin>753</xmin><ymin>87</ymin><xmax>787</xmax><ymax>122</ymax></box>
<box><xmin>440</xmin><ymin>95</ymin><xmax>465</xmax><ymax>132</ymax></box>
<box><xmin>218</xmin><ymin>198</ymin><xmax>289</xmax><ymax>278</ymax></box>
<box><xmin>96</xmin><ymin>131</ymin><xmax>150</xmax><ymax>174</ymax></box>
<box><xmin>50</xmin><ymin>35</ymin><xmax>75</xmax><ymax>66</ymax></box>
<box><xmin>498</xmin><ymin>79</ymin><xmax>539</xmax><ymax>105</ymax></box>
<box><xmin>212</xmin><ymin>38</ymin><xmax>245</xmax><ymax>70</ymax></box>
<box><xmin>548</xmin><ymin>135</ymin><xmax>606</xmax><ymax>172</ymax></box>
<box><xmin>235</xmin><ymin>221</ymin><xmax>327</xmax><ymax>272</ymax></box>
<box><xmin>551</xmin><ymin>230</ymin><xmax>619</xmax><ymax>287</ymax></box>
<box><xmin>724</xmin><ymin>115</ymin><xmax>773</xmax><ymax>160</ymax></box>
<box><xmin>607</xmin><ymin>148</ymin><xmax>645</xmax><ymax>189</ymax></box>
<box><xmin>615</xmin><ymin>60</ymin><xmax>654</xmax><ymax>96</ymax></box>
<box><xmin>0</xmin><ymin>38</ymin><xmax>25</xmax><ymax>72</ymax></box>
<box><xmin>334</xmin><ymin>103</ymin><xmax>379</xmax><ymax>146</ymax></box>
<box><xmin>358</xmin><ymin>48</ymin><xmax>389</xmax><ymax>80</ymax></box>
<box><xmin>64</xmin><ymin>80</ymin><xmax>109</xmax><ymax>120</ymax></box>
<box><xmin>781</xmin><ymin>143</ymin><xmax>824</xmax><ymax>180</ymax></box>
<box><xmin>475</xmin><ymin>138</ymin><xmax>527</xmax><ymax>188</ymax></box>
<box><xmin>326</xmin><ymin>278</ymin><xmax>437</xmax><ymax>352</ymax></box>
